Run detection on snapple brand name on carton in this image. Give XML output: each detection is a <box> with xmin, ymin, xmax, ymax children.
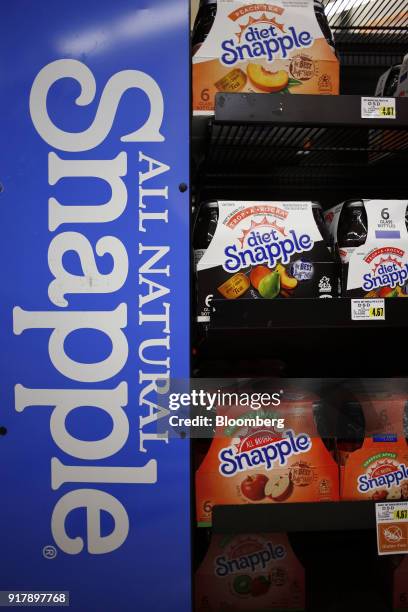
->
<box><xmin>215</xmin><ymin>540</ymin><xmax>286</xmax><ymax>576</ymax></box>
<box><xmin>223</xmin><ymin>227</ymin><xmax>313</xmax><ymax>272</ymax></box>
<box><xmin>193</xmin><ymin>0</ymin><xmax>339</xmax><ymax>111</ymax></box>
<box><xmin>219</xmin><ymin>429</ymin><xmax>312</xmax><ymax>476</ymax></box>
<box><xmin>220</xmin><ymin>20</ymin><xmax>313</xmax><ymax>67</ymax></box>
<box><xmin>358</xmin><ymin>461</ymin><xmax>408</xmax><ymax>494</ymax></box>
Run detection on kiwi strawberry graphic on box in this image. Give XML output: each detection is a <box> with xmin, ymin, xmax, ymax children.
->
<box><xmin>195</xmin><ymin>532</ymin><xmax>305</xmax><ymax>611</ymax></box>
<box><xmin>196</xmin><ymin>391</ymin><xmax>339</xmax><ymax>526</ymax></box>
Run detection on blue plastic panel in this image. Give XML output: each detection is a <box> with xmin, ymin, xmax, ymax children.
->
<box><xmin>0</xmin><ymin>1</ymin><xmax>191</xmax><ymax>610</ymax></box>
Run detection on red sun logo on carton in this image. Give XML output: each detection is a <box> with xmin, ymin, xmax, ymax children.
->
<box><xmin>230</xmin><ymin>536</ymin><xmax>266</xmax><ymax>557</ymax></box>
<box><xmin>364</xmin><ymin>247</ymin><xmax>405</xmax><ymax>265</ymax></box>
<box><xmin>238</xmin><ymin>217</ymin><xmax>287</xmax><ymax>248</ymax></box>
<box><xmin>371</xmin><ymin>255</ymin><xmax>403</xmax><ymax>276</ymax></box>
<box><xmin>235</xmin><ymin>15</ymin><xmax>286</xmax><ymax>43</ymax></box>
<box><xmin>238</xmin><ymin>430</ymin><xmax>281</xmax><ymax>453</ymax></box>
<box><xmin>368</xmin><ymin>458</ymin><xmax>399</xmax><ymax>479</ymax></box>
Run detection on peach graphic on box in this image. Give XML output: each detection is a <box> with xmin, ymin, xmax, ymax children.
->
<box><xmin>193</xmin><ymin>0</ymin><xmax>339</xmax><ymax>111</ymax></box>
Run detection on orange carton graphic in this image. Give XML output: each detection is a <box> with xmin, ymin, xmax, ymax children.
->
<box><xmin>196</xmin><ymin>393</ymin><xmax>339</xmax><ymax>526</ymax></box>
<box><xmin>192</xmin><ymin>0</ymin><xmax>339</xmax><ymax>111</ymax></box>
<box><xmin>195</xmin><ymin>532</ymin><xmax>305</xmax><ymax>611</ymax></box>
<box><xmin>339</xmin><ymin>394</ymin><xmax>408</xmax><ymax>502</ymax></box>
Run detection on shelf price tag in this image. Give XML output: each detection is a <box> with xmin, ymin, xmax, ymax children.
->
<box><xmin>351</xmin><ymin>298</ymin><xmax>385</xmax><ymax>321</ymax></box>
<box><xmin>376</xmin><ymin>502</ymin><xmax>408</xmax><ymax>555</ymax></box>
<box><xmin>361</xmin><ymin>97</ymin><xmax>396</xmax><ymax>119</ymax></box>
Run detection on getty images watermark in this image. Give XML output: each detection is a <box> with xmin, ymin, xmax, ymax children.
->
<box><xmin>167</xmin><ymin>388</ymin><xmax>285</xmax><ymax>433</ymax></box>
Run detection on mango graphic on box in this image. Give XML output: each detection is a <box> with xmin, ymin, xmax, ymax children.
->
<box><xmin>195</xmin><ymin>532</ymin><xmax>305</xmax><ymax>611</ymax></box>
<box><xmin>196</xmin><ymin>392</ymin><xmax>339</xmax><ymax>526</ymax></box>
<box><xmin>248</xmin><ymin>264</ymin><xmax>298</xmax><ymax>298</ymax></box>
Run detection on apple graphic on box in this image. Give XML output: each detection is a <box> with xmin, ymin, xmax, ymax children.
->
<box><xmin>265</xmin><ymin>474</ymin><xmax>293</xmax><ymax>502</ymax></box>
<box><xmin>240</xmin><ymin>474</ymin><xmax>269</xmax><ymax>501</ymax></box>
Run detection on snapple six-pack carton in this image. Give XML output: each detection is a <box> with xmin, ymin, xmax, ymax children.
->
<box><xmin>196</xmin><ymin>392</ymin><xmax>339</xmax><ymax>526</ymax></box>
<box><xmin>339</xmin><ymin>394</ymin><xmax>408</xmax><ymax>502</ymax></box>
<box><xmin>195</xmin><ymin>532</ymin><xmax>305</xmax><ymax>611</ymax></box>
<box><xmin>325</xmin><ymin>199</ymin><xmax>408</xmax><ymax>298</ymax></box>
<box><xmin>195</xmin><ymin>200</ymin><xmax>337</xmax><ymax>323</ymax></box>
<box><xmin>193</xmin><ymin>0</ymin><xmax>339</xmax><ymax>112</ymax></box>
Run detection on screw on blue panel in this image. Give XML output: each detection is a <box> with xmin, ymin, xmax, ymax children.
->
<box><xmin>179</xmin><ymin>183</ymin><xmax>188</xmax><ymax>192</ymax></box>
<box><xmin>0</xmin><ymin>427</ymin><xmax>7</xmax><ymax>435</ymax></box>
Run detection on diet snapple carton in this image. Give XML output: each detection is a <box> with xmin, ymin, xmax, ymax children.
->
<box><xmin>195</xmin><ymin>532</ymin><xmax>305</xmax><ymax>611</ymax></box>
<box><xmin>325</xmin><ymin>199</ymin><xmax>408</xmax><ymax>298</ymax></box>
<box><xmin>340</xmin><ymin>394</ymin><xmax>408</xmax><ymax>502</ymax></box>
<box><xmin>193</xmin><ymin>0</ymin><xmax>339</xmax><ymax>111</ymax></box>
<box><xmin>196</xmin><ymin>200</ymin><xmax>337</xmax><ymax>323</ymax></box>
<box><xmin>196</xmin><ymin>393</ymin><xmax>339</xmax><ymax>526</ymax></box>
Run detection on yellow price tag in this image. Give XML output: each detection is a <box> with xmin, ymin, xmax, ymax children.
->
<box><xmin>380</xmin><ymin>106</ymin><xmax>395</xmax><ymax>117</ymax></box>
<box><xmin>393</xmin><ymin>509</ymin><xmax>408</xmax><ymax>520</ymax></box>
<box><xmin>369</xmin><ymin>307</ymin><xmax>384</xmax><ymax>318</ymax></box>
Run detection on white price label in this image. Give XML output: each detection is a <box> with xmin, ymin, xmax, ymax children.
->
<box><xmin>361</xmin><ymin>97</ymin><xmax>396</xmax><ymax>119</ymax></box>
<box><xmin>376</xmin><ymin>501</ymin><xmax>408</xmax><ymax>555</ymax></box>
<box><xmin>351</xmin><ymin>298</ymin><xmax>385</xmax><ymax>321</ymax></box>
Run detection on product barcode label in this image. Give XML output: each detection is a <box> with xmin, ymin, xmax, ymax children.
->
<box><xmin>361</xmin><ymin>97</ymin><xmax>396</xmax><ymax>119</ymax></box>
<box><xmin>351</xmin><ymin>299</ymin><xmax>385</xmax><ymax>321</ymax></box>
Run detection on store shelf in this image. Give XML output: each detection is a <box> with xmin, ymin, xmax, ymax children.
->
<box><xmin>214</xmin><ymin>92</ymin><xmax>408</xmax><ymax>127</ymax></box>
<box><xmin>194</xmin><ymin>297</ymin><xmax>408</xmax><ymax>377</ymax></box>
<box><xmin>193</xmin><ymin>93</ymin><xmax>408</xmax><ymax>201</ymax></box>
<box><xmin>212</xmin><ymin>501</ymin><xmax>377</xmax><ymax>532</ymax></box>
<box><xmin>210</xmin><ymin>297</ymin><xmax>408</xmax><ymax>330</ymax></box>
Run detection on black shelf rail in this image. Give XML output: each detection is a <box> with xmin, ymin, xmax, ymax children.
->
<box><xmin>196</xmin><ymin>93</ymin><xmax>408</xmax><ymax>200</ymax></box>
<box><xmin>210</xmin><ymin>297</ymin><xmax>408</xmax><ymax>330</ymax></box>
<box><xmin>212</xmin><ymin>93</ymin><xmax>408</xmax><ymax>168</ymax></box>
<box><xmin>212</xmin><ymin>501</ymin><xmax>377</xmax><ymax>532</ymax></box>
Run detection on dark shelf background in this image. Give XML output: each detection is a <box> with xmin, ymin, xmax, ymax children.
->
<box><xmin>194</xmin><ymin>298</ymin><xmax>408</xmax><ymax>377</ymax></box>
<box><xmin>193</xmin><ymin>94</ymin><xmax>408</xmax><ymax>203</ymax></box>
<box><xmin>208</xmin><ymin>504</ymin><xmax>393</xmax><ymax>612</ymax></box>
<box><xmin>324</xmin><ymin>0</ymin><xmax>407</xmax><ymax>69</ymax></box>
